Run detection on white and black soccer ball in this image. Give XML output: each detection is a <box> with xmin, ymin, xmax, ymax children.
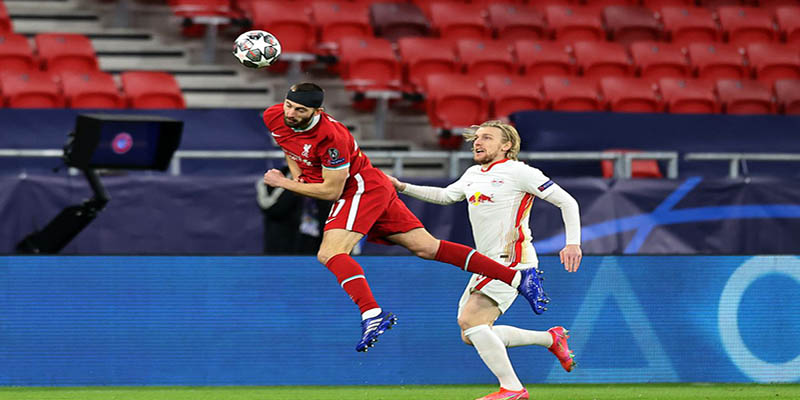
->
<box><xmin>232</xmin><ymin>30</ymin><xmax>281</xmax><ymax>69</ymax></box>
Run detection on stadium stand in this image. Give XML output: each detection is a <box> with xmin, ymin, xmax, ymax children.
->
<box><xmin>249</xmin><ymin>0</ymin><xmax>314</xmax><ymax>54</ymax></box>
<box><xmin>455</xmin><ymin>38</ymin><xmax>516</xmax><ymax>79</ymax></box>
<box><xmin>0</xmin><ymin>1</ymin><xmax>11</xmax><ymax>33</ymax></box>
<box><xmin>717</xmin><ymin>6</ymin><xmax>778</xmax><ymax>45</ymax></box>
<box><xmin>602</xmin><ymin>5</ymin><xmax>662</xmax><ymax>44</ymax></box>
<box><xmin>687</xmin><ymin>43</ymin><xmax>748</xmax><ymax>80</ymax></box>
<box><xmin>311</xmin><ymin>1</ymin><xmax>372</xmax><ymax>52</ymax></box>
<box><xmin>34</xmin><ymin>33</ymin><xmax>99</xmax><ymax>74</ymax></box>
<box><xmin>513</xmin><ymin>39</ymin><xmax>575</xmax><ymax>77</ymax></box>
<box><xmin>397</xmin><ymin>37</ymin><xmax>458</xmax><ymax>93</ymax></box>
<box><xmin>0</xmin><ymin>69</ymin><xmax>65</xmax><ymax>108</ymax></box>
<box><xmin>59</xmin><ymin>70</ymin><xmax>125</xmax><ymax>109</ymax></box>
<box><xmin>658</xmin><ymin>77</ymin><xmax>720</xmax><ymax>113</ymax></box>
<box><xmin>544</xmin><ymin>5</ymin><xmax>605</xmax><ymax>42</ymax></box>
<box><xmin>120</xmin><ymin>71</ymin><xmax>186</xmax><ymax>109</ymax></box>
<box><xmin>601</xmin><ymin>149</ymin><xmax>664</xmax><ymax>179</ymax></box>
<box><xmin>368</xmin><ymin>2</ymin><xmax>429</xmax><ymax>41</ymax></box>
<box><xmin>629</xmin><ymin>41</ymin><xmax>691</xmax><ymax>82</ymax></box>
<box><xmin>774</xmin><ymin>79</ymin><xmax>800</xmax><ymax>114</ymax></box>
<box><xmin>775</xmin><ymin>6</ymin><xmax>800</xmax><ymax>44</ymax></box>
<box><xmin>335</xmin><ymin>36</ymin><xmax>402</xmax><ymax>92</ymax></box>
<box><xmin>429</xmin><ymin>2</ymin><xmax>491</xmax><ymax>41</ymax></box>
<box><xmin>541</xmin><ymin>75</ymin><xmax>602</xmax><ymax>111</ymax></box>
<box><xmin>572</xmin><ymin>40</ymin><xmax>633</xmax><ymax>78</ymax></box>
<box><xmin>599</xmin><ymin>76</ymin><xmax>662</xmax><ymax>112</ymax></box>
<box><xmin>0</xmin><ymin>33</ymin><xmax>35</xmax><ymax>72</ymax></box>
<box><xmin>486</xmin><ymin>3</ymin><xmax>547</xmax><ymax>41</ymax></box>
<box><xmin>745</xmin><ymin>42</ymin><xmax>800</xmax><ymax>86</ymax></box>
<box><xmin>483</xmin><ymin>74</ymin><xmax>544</xmax><ymax>119</ymax></box>
<box><xmin>715</xmin><ymin>79</ymin><xmax>776</xmax><ymax>114</ymax></box>
<box><xmin>424</xmin><ymin>73</ymin><xmax>489</xmax><ymax>129</ymax></box>
<box><xmin>658</xmin><ymin>6</ymin><xmax>721</xmax><ymax>45</ymax></box>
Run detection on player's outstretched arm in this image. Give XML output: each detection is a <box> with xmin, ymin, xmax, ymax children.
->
<box><xmin>388</xmin><ymin>175</ymin><xmax>466</xmax><ymax>205</ymax></box>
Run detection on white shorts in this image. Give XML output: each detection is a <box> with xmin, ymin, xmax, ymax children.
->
<box><xmin>457</xmin><ymin>260</ymin><xmax>538</xmax><ymax>317</ymax></box>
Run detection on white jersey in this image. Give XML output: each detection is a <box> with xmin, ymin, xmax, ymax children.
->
<box><xmin>430</xmin><ymin>159</ymin><xmax>555</xmax><ymax>265</ymax></box>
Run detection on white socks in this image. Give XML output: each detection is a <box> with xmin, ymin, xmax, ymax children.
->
<box><xmin>361</xmin><ymin>308</ymin><xmax>381</xmax><ymax>320</ymax></box>
<box><xmin>463</xmin><ymin>324</ymin><xmax>524</xmax><ymax>391</ymax></box>
<box><xmin>492</xmin><ymin>325</ymin><xmax>553</xmax><ymax>348</ymax></box>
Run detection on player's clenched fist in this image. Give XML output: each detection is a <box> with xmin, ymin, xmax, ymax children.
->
<box><xmin>263</xmin><ymin>168</ymin><xmax>286</xmax><ymax>187</ymax></box>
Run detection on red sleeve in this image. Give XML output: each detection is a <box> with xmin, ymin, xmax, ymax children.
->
<box><xmin>319</xmin><ymin>124</ymin><xmax>352</xmax><ymax>170</ymax></box>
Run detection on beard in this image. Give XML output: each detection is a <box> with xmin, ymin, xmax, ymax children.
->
<box><xmin>284</xmin><ymin>114</ymin><xmax>313</xmax><ymax>129</ymax></box>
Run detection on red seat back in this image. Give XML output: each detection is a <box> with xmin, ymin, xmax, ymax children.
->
<box><xmin>120</xmin><ymin>71</ymin><xmax>186</xmax><ymax>109</ymax></box>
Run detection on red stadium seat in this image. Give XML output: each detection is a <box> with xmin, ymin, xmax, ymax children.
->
<box><xmin>337</xmin><ymin>37</ymin><xmax>402</xmax><ymax>91</ymax></box>
<box><xmin>717</xmin><ymin>6</ymin><xmax>777</xmax><ymax>45</ymax></box>
<box><xmin>425</xmin><ymin>73</ymin><xmax>489</xmax><ymax>129</ymax></box>
<box><xmin>601</xmin><ymin>149</ymin><xmax>664</xmax><ymax>179</ymax></box>
<box><xmin>0</xmin><ymin>70</ymin><xmax>65</xmax><ymax>108</ymax></box>
<box><xmin>250</xmin><ymin>1</ymin><xmax>314</xmax><ymax>53</ymax></box>
<box><xmin>483</xmin><ymin>74</ymin><xmax>544</xmax><ymax>119</ymax></box>
<box><xmin>487</xmin><ymin>3</ymin><xmax>547</xmax><ymax>41</ymax></box>
<box><xmin>603</xmin><ymin>6</ymin><xmax>662</xmax><ymax>45</ymax></box>
<box><xmin>658</xmin><ymin>7</ymin><xmax>721</xmax><ymax>45</ymax></box>
<box><xmin>658</xmin><ymin>77</ymin><xmax>720</xmax><ymax>113</ymax></box>
<box><xmin>311</xmin><ymin>1</ymin><xmax>372</xmax><ymax>51</ymax></box>
<box><xmin>120</xmin><ymin>71</ymin><xmax>186</xmax><ymax>109</ymax></box>
<box><xmin>775</xmin><ymin>6</ymin><xmax>800</xmax><ymax>44</ymax></box>
<box><xmin>687</xmin><ymin>43</ymin><xmax>748</xmax><ymax>80</ymax></box>
<box><xmin>455</xmin><ymin>39</ymin><xmax>516</xmax><ymax>79</ymax></box>
<box><xmin>545</xmin><ymin>5</ymin><xmax>605</xmax><ymax>42</ymax></box>
<box><xmin>397</xmin><ymin>37</ymin><xmax>458</xmax><ymax>93</ymax></box>
<box><xmin>429</xmin><ymin>2</ymin><xmax>491</xmax><ymax>40</ymax></box>
<box><xmin>369</xmin><ymin>2</ymin><xmax>429</xmax><ymax>41</ymax></box>
<box><xmin>716</xmin><ymin>79</ymin><xmax>775</xmax><ymax>114</ymax></box>
<box><xmin>599</xmin><ymin>76</ymin><xmax>662</xmax><ymax>112</ymax></box>
<box><xmin>541</xmin><ymin>76</ymin><xmax>602</xmax><ymax>111</ymax></box>
<box><xmin>630</xmin><ymin>42</ymin><xmax>690</xmax><ymax>81</ymax></box>
<box><xmin>59</xmin><ymin>71</ymin><xmax>125</xmax><ymax>109</ymax></box>
<box><xmin>0</xmin><ymin>34</ymin><xmax>36</xmax><ymax>72</ymax></box>
<box><xmin>641</xmin><ymin>0</ymin><xmax>693</xmax><ymax>8</ymax></box>
<box><xmin>745</xmin><ymin>43</ymin><xmax>800</xmax><ymax>86</ymax></box>
<box><xmin>34</xmin><ymin>33</ymin><xmax>99</xmax><ymax>74</ymax></box>
<box><xmin>514</xmin><ymin>40</ymin><xmax>575</xmax><ymax>77</ymax></box>
<box><xmin>0</xmin><ymin>2</ymin><xmax>12</xmax><ymax>33</ymax></box>
<box><xmin>774</xmin><ymin>79</ymin><xmax>800</xmax><ymax>114</ymax></box>
<box><xmin>572</xmin><ymin>41</ymin><xmax>633</xmax><ymax>78</ymax></box>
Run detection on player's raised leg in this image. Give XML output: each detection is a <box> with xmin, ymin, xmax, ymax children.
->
<box><xmin>385</xmin><ymin>228</ymin><xmax>550</xmax><ymax>315</ymax></box>
<box><xmin>317</xmin><ymin>228</ymin><xmax>397</xmax><ymax>352</ymax></box>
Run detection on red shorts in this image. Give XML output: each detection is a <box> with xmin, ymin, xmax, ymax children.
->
<box><xmin>323</xmin><ymin>168</ymin><xmax>423</xmax><ymax>244</ymax></box>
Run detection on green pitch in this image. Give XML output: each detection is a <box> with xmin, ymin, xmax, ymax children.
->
<box><xmin>0</xmin><ymin>384</ymin><xmax>798</xmax><ymax>400</ymax></box>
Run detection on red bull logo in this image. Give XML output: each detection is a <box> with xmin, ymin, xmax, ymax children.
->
<box><xmin>468</xmin><ymin>192</ymin><xmax>494</xmax><ymax>205</ymax></box>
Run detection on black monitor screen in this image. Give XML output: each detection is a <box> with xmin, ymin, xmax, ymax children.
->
<box><xmin>89</xmin><ymin>121</ymin><xmax>162</xmax><ymax>168</ymax></box>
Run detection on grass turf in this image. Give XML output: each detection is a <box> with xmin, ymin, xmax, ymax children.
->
<box><xmin>0</xmin><ymin>384</ymin><xmax>798</xmax><ymax>400</ymax></box>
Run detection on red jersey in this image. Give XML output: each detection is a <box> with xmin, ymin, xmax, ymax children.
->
<box><xmin>262</xmin><ymin>103</ymin><xmax>373</xmax><ymax>184</ymax></box>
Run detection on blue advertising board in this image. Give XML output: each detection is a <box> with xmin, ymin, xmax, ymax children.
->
<box><xmin>1</xmin><ymin>256</ymin><xmax>798</xmax><ymax>386</ymax></box>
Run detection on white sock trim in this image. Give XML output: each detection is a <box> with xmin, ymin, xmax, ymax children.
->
<box><xmin>463</xmin><ymin>324</ymin><xmax>491</xmax><ymax>337</ymax></box>
<box><xmin>463</xmin><ymin>249</ymin><xmax>476</xmax><ymax>271</ymax></box>
<box><xmin>361</xmin><ymin>308</ymin><xmax>381</xmax><ymax>320</ymax></box>
<box><xmin>340</xmin><ymin>274</ymin><xmax>365</xmax><ymax>287</ymax></box>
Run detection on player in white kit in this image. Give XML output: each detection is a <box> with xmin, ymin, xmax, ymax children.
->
<box><xmin>389</xmin><ymin>120</ymin><xmax>582</xmax><ymax>400</ymax></box>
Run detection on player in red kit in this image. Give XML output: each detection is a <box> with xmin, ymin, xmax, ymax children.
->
<box><xmin>262</xmin><ymin>83</ymin><xmax>550</xmax><ymax>352</ymax></box>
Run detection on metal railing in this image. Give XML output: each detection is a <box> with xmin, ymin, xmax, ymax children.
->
<box><xmin>0</xmin><ymin>148</ymin><xmax>680</xmax><ymax>179</ymax></box>
<box><xmin>684</xmin><ymin>153</ymin><xmax>800</xmax><ymax>178</ymax></box>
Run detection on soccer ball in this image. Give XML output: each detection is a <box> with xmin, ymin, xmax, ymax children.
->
<box><xmin>232</xmin><ymin>30</ymin><xmax>281</xmax><ymax>69</ymax></box>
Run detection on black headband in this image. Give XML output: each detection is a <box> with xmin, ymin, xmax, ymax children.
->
<box><xmin>286</xmin><ymin>89</ymin><xmax>324</xmax><ymax>108</ymax></box>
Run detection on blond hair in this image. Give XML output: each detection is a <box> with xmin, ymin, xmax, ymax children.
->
<box><xmin>462</xmin><ymin>120</ymin><xmax>522</xmax><ymax>161</ymax></box>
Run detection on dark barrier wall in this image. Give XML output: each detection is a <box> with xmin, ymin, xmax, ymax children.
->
<box><xmin>510</xmin><ymin>111</ymin><xmax>800</xmax><ymax>177</ymax></box>
<box><xmin>1</xmin><ymin>175</ymin><xmax>800</xmax><ymax>255</ymax></box>
<box><xmin>1</xmin><ymin>256</ymin><xmax>798</xmax><ymax>386</ymax></box>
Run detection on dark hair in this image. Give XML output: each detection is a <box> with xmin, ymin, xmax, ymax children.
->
<box><xmin>287</xmin><ymin>82</ymin><xmax>324</xmax><ymax>108</ymax></box>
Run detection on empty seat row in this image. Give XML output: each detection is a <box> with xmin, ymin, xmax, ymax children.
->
<box><xmin>0</xmin><ymin>70</ymin><xmax>185</xmax><ymax>109</ymax></box>
<box><xmin>230</xmin><ymin>0</ymin><xmax>800</xmax><ymax>55</ymax></box>
<box><xmin>423</xmin><ymin>73</ymin><xmax>800</xmax><ymax>129</ymax></box>
<box><xmin>0</xmin><ymin>33</ymin><xmax>99</xmax><ymax>74</ymax></box>
<box><xmin>334</xmin><ymin>37</ymin><xmax>800</xmax><ymax>95</ymax></box>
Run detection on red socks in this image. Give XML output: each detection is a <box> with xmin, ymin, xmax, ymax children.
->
<box><xmin>325</xmin><ymin>254</ymin><xmax>379</xmax><ymax>313</ymax></box>
<box><xmin>435</xmin><ymin>240</ymin><xmax>517</xmax><ymax>286</ymax></box>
